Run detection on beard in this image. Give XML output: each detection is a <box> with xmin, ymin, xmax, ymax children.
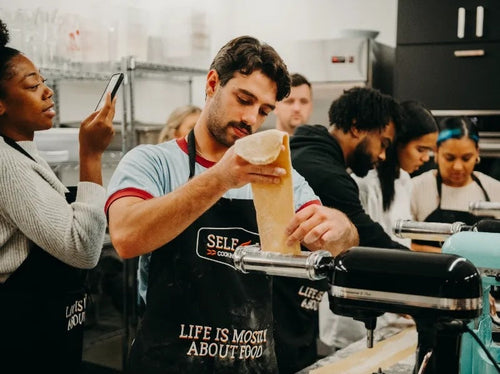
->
<box><xmin>348</xmin><ymin>139</ymin><xmax>375</xmax><ymax>177</ymax></box>
<box><xmin>206</xmin><ymin>90</ymin><xmax>253</xmax><ymax>147</ymax></box>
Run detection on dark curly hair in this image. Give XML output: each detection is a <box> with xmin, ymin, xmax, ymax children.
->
<box><xmin>209</xmin><ymin>36</ymin><xmax>291</xmax><ymax>102</ymax></box>
<box><xmin>328</xmin><ymin>87</ymin><xmax>401</xmax><ymax>133</ymax></box>
<box><xmin>376</xmin><ymin>101</ymin><xmax>438</xmax><ymax>211</ymax></box>
<box><xmin>0</xmin><ymin>19</ymin><xmax>21</xmax><ymax>98</ymax></box>
<box><xmin>0</xmin><ymin>19</ymin><xmax>9</xmax><ymax>47</ymax></box>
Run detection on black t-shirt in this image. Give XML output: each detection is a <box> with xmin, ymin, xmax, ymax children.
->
<box><xmin>290</xmin><ymin>125</ymin><xmax>408</xmax><ymax>250</ymax></box>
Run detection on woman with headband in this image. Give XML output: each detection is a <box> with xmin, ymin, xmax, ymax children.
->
<box><xmin>411</xmin><ymin>116</ymin><xmax>500</xmax><ymax>251</ymax></box>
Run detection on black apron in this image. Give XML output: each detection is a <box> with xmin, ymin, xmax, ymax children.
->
<box><xmin>273</xmin><ymin>274</ymin><xmax>328</xmax><ymax>374</ymax></box>
<box><xmin>0</xmin><ymin>135</ymin><xmax>88</xmax><ymax>373</ymax></box>
<box><xmin>415</xmin><ymin>172</ymin><xmax>491</xmax><ymax>248</ymax></box>
<box><xmin>128</xmin><ymin>131</ymin><xmax>278</xmax><ymax>373</ymax></box>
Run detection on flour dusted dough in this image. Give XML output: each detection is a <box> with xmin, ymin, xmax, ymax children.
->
<box><xmin>235</xmin><ymin>129</ymin><xmax>300</xmax><ymax>255</ymax></box>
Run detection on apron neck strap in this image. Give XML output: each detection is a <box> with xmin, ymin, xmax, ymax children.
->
<box><xmin>471</xmin><ymin>172</ymin><xmax>491</xmax><ymax>201</ymax></box>
<box><xmin>1</xmin><ymin>134</ymin><xmax>36</xmax><ymax>162</ymax></box>
<box><xmin>436</xmin><ymin>171</ymin><xmax>443</xmax><ymax>202</ymax></box>
<box><xmin>187</xmin><ymin>129</ymin><xmax>196</xmax><ymax>179</ymax></box>
<box><xmin>436</xmin><ymin>170</ymin><xmax>491</xmax><ymax>202</ymax></box>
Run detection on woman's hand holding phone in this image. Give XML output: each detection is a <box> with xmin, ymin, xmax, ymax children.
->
<box><xmin>78</xmin><ymin>93</ymin><xmax>117</xmax><ymax>184</ymax></box>
<box><xmin>95</xmin><ymin>73</ymin><xmax>124</xmax><ymax>111</ymax></box>
<box><xmin>80</xmin><ymin>72</ymin><xmax>123</xmax><ymax>157</ymax></box>
<box><xmin>77</xmin><ymin>72</ymin><xmax>122</xmax><ymax>184</ymax></box>
<box><xmin>80</xmin><ymin>92</ymin><xmax>116</xmax><ymax>157</ymax></box>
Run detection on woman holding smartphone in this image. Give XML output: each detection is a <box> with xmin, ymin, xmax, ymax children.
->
<box><xmin>0</xmin><ymin>19</ymin><xmax>116</xmax><ymax>372</ymax></box>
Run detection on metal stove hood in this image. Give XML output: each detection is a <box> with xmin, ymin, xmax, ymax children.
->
<box><xmin>283</xmin><ymin>38</ymin><xmax>372</xmax><ymax>84</ymax></box>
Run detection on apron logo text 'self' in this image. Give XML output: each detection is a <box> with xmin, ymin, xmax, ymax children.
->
<box><xmin>196</xmin><ymin>227</ymin><xmax>259</xmax><ymax>267</ymax></box>
<box><xmin>206</xmin><ymin>234</ymin><xmax>241</xmax><ymax>251</ymax></box>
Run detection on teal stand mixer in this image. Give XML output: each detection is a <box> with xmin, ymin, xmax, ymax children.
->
<box><xmin>395</xmin><ymin>218</ymin><xmax>500</xmax><ymax>373</ymax></box>
<box><xmin>443</xmin><ymin>230</ymin><xmax>500</xmax><ymax>374</ymax></box>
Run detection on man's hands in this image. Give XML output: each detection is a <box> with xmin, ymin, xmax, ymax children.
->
<box><xmin>210</xmin><ymin>147</ymin><xmax>359</xmax><ymax>257</ymax></box>
<box><xmin>208</xmin><ymin>146</ymin><xmax>286</xmax><ymax>190</ymax></box>
<box><xmin>286</xmin><ymin>204</ymin><xmax>359</xmax><ymax>256</ymax></box>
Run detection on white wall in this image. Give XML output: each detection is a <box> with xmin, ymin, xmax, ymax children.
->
<box><xmin>208</xmin><ymin>0</ymin><xmax>398</xmax><ymax>52</ymax></box>
<box><xmin>1</xmin><ymin>0</ymin><xmax>398</xmax><ymax>57</ymax></box>
<box><xmin>1</xmin><ymin>0</ymin><xmax>397</xmax><ymax>125</ymax></box>
<box><xmin>1</xmin><ymin>0</ymin><xmax>398</xmax><ymax>186</ymax></box>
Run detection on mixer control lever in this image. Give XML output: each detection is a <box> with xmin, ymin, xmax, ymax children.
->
<box><xmin>364</xmin><ymin>318</ymin><xmax>376</xmax><ymax>348</ymax></box>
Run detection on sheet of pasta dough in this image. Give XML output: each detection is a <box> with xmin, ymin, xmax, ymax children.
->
<box><xmin>234</xmin><ymin>129</ymin><xmax>300</xmax><ymax>255</ymax></box>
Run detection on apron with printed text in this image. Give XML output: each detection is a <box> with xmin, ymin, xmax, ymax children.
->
<box><xmin>273</xmin><ymin>274</ymin><xmax>328</xmax><ymax>373</ymax></box>
<box><xmin>128</xmin><ymin>199</ymin><xmax>277</xmax><ymax>373</ymax></box>
<box><xmin>0</xmin><ymin>135</ymin><xmax>88</xmax><ymax>373</ymax></box>
<box><xmin>128</xmin><ymin>131</ymin><xmax>278</xmax><ymax>373</ymax></box>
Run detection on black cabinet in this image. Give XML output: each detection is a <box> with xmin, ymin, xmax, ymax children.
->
<box><xmin>395</xmin><ymin>42</ymin><xmax>500</xmax><ymax>110</ymax></box>
<box><xmin>395</xmin><ymin>0</ymin><xmax>500</xmax><ymax>110</ymax></box>
<box><xmin>398</xmin><ymin>1</ymin><xmax>500</xmax><ymax>44</ymax></box>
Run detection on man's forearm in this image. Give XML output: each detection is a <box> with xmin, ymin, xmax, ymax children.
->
<box><xmin>109</xmin><ymin>168</ymin><xmax>228</xmax><ymax>258</ymax></box>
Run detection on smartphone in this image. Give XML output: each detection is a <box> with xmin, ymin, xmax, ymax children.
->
<box><xmin>95</xmin><ymin>72</ymin><xmax>124</xmax><ymax>111</ymax></box>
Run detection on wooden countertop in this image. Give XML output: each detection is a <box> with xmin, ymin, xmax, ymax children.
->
<box><xmin>298</xmin><ymin>320</ymin><xmax>416</xmax><ymax>374</ymax></box>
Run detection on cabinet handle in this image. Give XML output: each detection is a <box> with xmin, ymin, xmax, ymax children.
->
<box><xmin>476</xmin><ymin>6</ymin><xmax>484</xmax><ymax>37</ymax></box>
<box><xmin>454</xmin><ymin>49</ymin><xmax>485</xmax><ymax>57</ymax></box>
<box><xmin>457</xmin><ymin>7</ymin><xmax>465</xmax><ymax>39</ymax></box>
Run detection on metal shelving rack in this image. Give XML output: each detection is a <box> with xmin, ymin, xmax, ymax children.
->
<box><xmin>43</xmin><ymin>62</ymin><xmax>118</xmax><ymax>128</ymax></box>
<box><xmin>120</xmin><ymin>56</ymin><xmax>206</xmax><ymax>152</ymax></box>
<box><xmin>42</xmin><ymin>57</ymin><xmax>206</xmax><ymax>151</ymax></box>
<box><xmin>42</xmin><ymin>57</ymin><xmax>207</xmax><ymax>372</ymax></box>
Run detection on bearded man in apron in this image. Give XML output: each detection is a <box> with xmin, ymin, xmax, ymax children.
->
<box><xmin>106</xmin><ymin>35</ymin><xmax>359</xmax><ymax>374</ymax></box>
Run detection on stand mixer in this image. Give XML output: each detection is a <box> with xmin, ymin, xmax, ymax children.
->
<box><xmin>395</xmin><ymin>218</ymin><xmax>500</xmax><ymax>374</ymax></box>
<box><xmin>233</xmin><ymin>245</ymin><xmax>482</xmax><ymax>373</ymax></box>
<box><xmin>469</xmin><ymin>201</ymin><xmax>500</xmax><ymax>217</ymax></box>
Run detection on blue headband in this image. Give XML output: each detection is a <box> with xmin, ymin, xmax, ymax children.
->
<box><xmin>437</xmin><ymin>128</ymin><xmax>479</xmax><ymax>144</ymax></box>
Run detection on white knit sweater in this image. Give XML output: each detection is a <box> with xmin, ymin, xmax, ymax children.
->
<box><xmin>0</xmin><ymin>137</ymin><xmax>106</xmax><ymax>282</ymax></box>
